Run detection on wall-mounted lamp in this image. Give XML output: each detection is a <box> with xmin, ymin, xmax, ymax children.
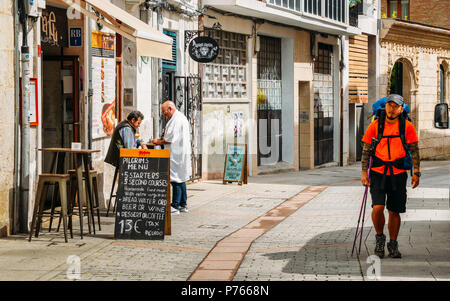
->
<box><xmin>255</xmin><ymin>36</ymin><xmax>260</xmax><ymax>53</ymax></box>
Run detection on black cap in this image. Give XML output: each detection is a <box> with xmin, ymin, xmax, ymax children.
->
<box><xmin>387</xmin><ymin>94</ymin><xmax>404</xmax><ymax>106</ymax></box>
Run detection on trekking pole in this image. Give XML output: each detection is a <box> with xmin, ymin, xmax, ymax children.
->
<box><xmin>351</xmin><ymin>138</ymin><xmax>376</xmax><ymax>256</ymax></box>
<box><xmin>351</xmin><ymin>156</ymin><xmax>373</xmax><ymax>256</ymax></box>
<box><xmin>358</xmin><ymin>156</ymin><xmax>373</xmax><ymax>255</ymax></box>
<box><xmin>351</xmin><ymin>180</ymin><xmax>367</xmax><ymax>256</ymax></box>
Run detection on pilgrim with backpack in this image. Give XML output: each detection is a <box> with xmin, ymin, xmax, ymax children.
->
<box><xmin>360</xmin><ymin>94</ymin><xmax>421</xmax><ymax>259</ymax></box>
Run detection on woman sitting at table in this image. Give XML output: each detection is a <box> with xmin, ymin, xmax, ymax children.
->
<box><xmin>104</xmin><ymin>111</ymin><xmax>147</xmax><ymax>168</ymax></box>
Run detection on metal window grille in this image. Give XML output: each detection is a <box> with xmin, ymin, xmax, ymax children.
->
<box><xmin>203</xmin><ymin>29</ymin><xmax>248</xmax><ymax>99</ymax></box>
<box><xmin>315</xmin><ymin>43</ymin><xmax>332</xmax><ymax>75</ymax></box>
<box><xmin>257</xmin><ymin>36</ymin><xmax>282</xmax><ymax>165</ymax></box>
<box><xmin>314</xmin><ymin>43</ymin><xmax>334</xmax><ymax>166</ymax></box>
<box><xmin>205</xmin><ymin>29</ymin><xmax>247</xmax><ymax>66</ymax></box>
<box><xmin>325</xmin><ymin>0</ymin><xmax>345</xmax><ymax>22</ymax></box>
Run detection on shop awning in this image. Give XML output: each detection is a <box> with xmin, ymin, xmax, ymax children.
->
<box><xmin>56</xmin><ymin>0</ymin><xmax>173</xmax><ymax>60</ymax></box>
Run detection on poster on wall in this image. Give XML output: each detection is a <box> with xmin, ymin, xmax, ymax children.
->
<box><xmin>19</xmin><ymin>77</ymin><xmax>39</xmax><ymax>126</ymax></box>
<box><xmin>233</xmin><ymin>112</ymin><xmax>244</xmax><ymax>138</ymax></box>
<box><xmin>92</xmin><ymin>29</ymin><xmax>116</xmax><ymax>139</ymax></box>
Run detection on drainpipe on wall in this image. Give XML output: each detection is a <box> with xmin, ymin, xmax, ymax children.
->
<box><xmin>152</xmin><ymin>6</ymin><xmax>162</xmax><ymax>139</ymax></box>
<box><xmin>19</xmin><ymin>0</ymin><xmax>31</xmax><ymax>233</ymax></box>
<box><xmin>13</xmin><ymin>0</ymin><xmax>21</xmax><ymax>234</ymax></box>
<box><xmin>339</xmin><ymin>36</ymin><xmax>345</xmax><ymax>167</ymax></box>
<box><xmin>87</xmin><ymin>6</ymin><xmax>93</xmax><ymax>150</ymax></box>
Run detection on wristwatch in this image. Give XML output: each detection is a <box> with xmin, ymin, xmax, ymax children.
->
<box><xmin>414</xmin><ymin>172</ymin><xmax>421</xmax><ymax>177</ymax></box>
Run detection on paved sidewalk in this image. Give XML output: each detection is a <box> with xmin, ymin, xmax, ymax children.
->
<box><xmin>0</xmin><ymin>161</ymin><xmax>448</xmax><ymax>281</ymax></box>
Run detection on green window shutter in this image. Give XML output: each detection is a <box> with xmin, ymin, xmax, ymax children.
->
<box><xmin>163</xmin><ymin>30</ymin><xmax>177</xmax><ymax>72</ymax></box>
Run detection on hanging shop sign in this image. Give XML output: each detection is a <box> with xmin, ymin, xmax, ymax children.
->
<box><xmin>188</xmin><ymin>36</ymin><xmax>219</xmax><ymax>63</ymax></box>
<box><xmin>91</xmin><ymin>29</ymin><xmax>116</xmax><ymax>139</ymax></box>
<box><xmin>41</xmin><ymin>6</ymin><xmax>68</xmax><ymax>48</ymax></box>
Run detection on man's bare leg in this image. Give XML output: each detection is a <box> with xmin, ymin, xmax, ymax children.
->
<box><xmin>386</xmin><ymin>210</ymin><xmax>402</xmax><ymax>258</ymax></box>
<box><xmin>372</xmin><ymin>205</ymin><xmax>385</xmax><ymax>234</ymax></box>
<box><xmin>387</xmin><ymin>210</ymin><xmax>401</xmax><ymax>240</ymax></box>
<box><xmin>372</xmin><ymin>205</ymin><xmax>386</xmax><ymax>258</ymax></box>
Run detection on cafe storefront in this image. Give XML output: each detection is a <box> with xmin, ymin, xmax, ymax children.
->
<box><xmin>20</xmin><ymin>0</ymin><xmax>173</xmax><ymax>233</ymax></box>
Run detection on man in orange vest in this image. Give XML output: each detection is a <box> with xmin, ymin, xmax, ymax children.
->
<box><xmin>361</xmin><ymin>94</ymin><xmax>421</xmax><ymax>258</ymax></box>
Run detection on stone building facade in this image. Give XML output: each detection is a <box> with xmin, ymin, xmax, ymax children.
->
<box><xmin>380</xmin><ymin>0</ymin><xmax>450</xmax><ymax>29</ymax></box>
<box><xmin>200</xmin><ymin>0</ymin><xmax>361</xmax><ymax>178</ymax></box>
<box><xmin>379</xmin><ymin>19</ymin><xmax>450</xmax><ymax>159</ymax></box>
<box><xmin>0</xmin><ymin>0</ymin><xmax>15</xmax><ymax>237</ymax></box>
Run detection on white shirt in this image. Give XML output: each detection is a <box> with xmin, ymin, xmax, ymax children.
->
<box><xmin>164</xmin><ymin>110</ymin><xmax>192</xmax><ymax>183</ymax></box>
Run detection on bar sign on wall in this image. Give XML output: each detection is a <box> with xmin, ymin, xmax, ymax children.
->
<box><xmin>69</xmin><ymin>27</ymin><xmax>82</xmax><ymax>47</ymax></box>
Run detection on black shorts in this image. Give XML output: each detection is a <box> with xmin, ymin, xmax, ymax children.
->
<box><xmin>369</xmin><ymin>170</ymin><xmax>408</xmax><ymax>213</ymax></box>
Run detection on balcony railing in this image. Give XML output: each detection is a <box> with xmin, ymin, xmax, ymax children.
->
<box><xmin>267</xmin><ymin>0</ymin><xmax>348</xmax><ymax>24</ymax></box>
<box><xmin>349</xmin><ymin>3</ymin><xmax>358</xmax><ymax>27</ymax></box>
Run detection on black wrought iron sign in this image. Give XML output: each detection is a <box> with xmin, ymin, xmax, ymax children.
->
<box><xmin>185</xmin><ymin>23</ymin><xmax>221</xmax><ymax>63</ymax></box>
<box><xmin>188</xmin><ymin>36</ymin><xmax>219</xmax><ymax>63</ymax></box>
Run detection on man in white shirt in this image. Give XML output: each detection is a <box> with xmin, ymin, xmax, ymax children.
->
<box><xmin>152</xmin><ymin>101</ymin><xmax>192</xmax><ymax>215</ymax></box>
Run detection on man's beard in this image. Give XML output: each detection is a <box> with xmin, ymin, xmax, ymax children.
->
<box><xmin>386</xmin><ymin>115</ymin><xmax>398</xmax><ymax>120</ymax></box>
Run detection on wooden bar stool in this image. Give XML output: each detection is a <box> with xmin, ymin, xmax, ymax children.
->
<box><xmin>64</xmin><ymin>169</ymin><xmax>102</xmax><ymax>232</ymax></box>
<box><xmin>29</xmin><ymin>174</ymin><xmax>71</xmax><ymax>243</ymax></box>
<box><xmin>106</xmin><ymin>167</ymin><xmax>119</xmax><ymax>217</ymax></box>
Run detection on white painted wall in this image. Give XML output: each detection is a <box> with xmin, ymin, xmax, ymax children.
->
<box><xmin>341</xmin><ymin>36</ymin><xmax>350</xmax><ymax>165</ymax></box>
<box><xmin>333</xmin><ymin>43</ymin><xmax>340</xmax><ymax>163</ymax></box>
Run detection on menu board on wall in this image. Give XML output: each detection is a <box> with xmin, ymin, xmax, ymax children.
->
<box><xmin>92</xmin><ymin>29</ymin><xmax>116</xmax><ymax>139</ymax></box>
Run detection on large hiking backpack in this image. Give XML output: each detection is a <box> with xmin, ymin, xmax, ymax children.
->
<box><xmin>369</xmin><ymin>97</ymin><xmax>413</xmax><ymax>186</ymax></box>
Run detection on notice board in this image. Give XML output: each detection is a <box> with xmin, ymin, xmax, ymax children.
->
<box><xmin>114</xmin><ymin>149</ymin><xmax>171</xmax><ymax>240</ymax></box>
<box><xmin>223</xmin><ymin>144</ymin><xmax>248</xmax><ymax>185</ymax></box>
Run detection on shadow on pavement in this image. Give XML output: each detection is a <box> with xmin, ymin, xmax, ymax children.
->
<box><xmin>262</xmin><ymin>220</ymin><xmax>450</xmax><ymax>281</ymax></box>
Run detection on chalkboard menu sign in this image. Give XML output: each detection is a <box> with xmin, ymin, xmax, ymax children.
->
<box><xmin>114</xmin><ymin>149</ymin><xmax>171</xmax><ymax>240</ymax></box>
<box><xmin>223</xmin><ymin>144</ymin><xmax>248</xmax><ymax>185</ymax></box>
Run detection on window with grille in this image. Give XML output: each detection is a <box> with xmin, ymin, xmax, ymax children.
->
<box><xmin>324</xmin><ymin>0</ymin><xmax>346</xmax><ymax>22</ymax></box>
<box><xmin>313</xmin><ymin>43</ymin><xmax>334</xmax><ymax>165</ymax></box>
<box><xmin>304</xmin><ymin>0</ymin><xmax>322</xmax><ymax>16</ymax></box>
<box><xmin>315</xmin><ymin>43</ymin><xmax>333</xmax><ymax>75</ymax></box>
<box><xmin>388</xmin><ymin>0</ymin><xmax>409</xmax><ymax>20</ymax></box>
<box><xmin>268</xmin><ymin>0</ymin><xmax>346</xmax><ymax>23</ymax></box>
<box><xmin>203</xmin><ymin>30</ymin><xmax>248</xmax><ymax>99</ymax></box>
<box><xmin>268</xmin><ymin>0</ymin><xmax>301</xmax><ymax>12</ymax></box>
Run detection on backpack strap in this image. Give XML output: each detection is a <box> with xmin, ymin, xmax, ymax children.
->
<box><xmin>371</xmin><ymin>110</ymin><xmax>386</xmax><ymax>156</ymax></box>
<box><xmin>398</xmin><ymin>114</ymin><xmax>408</xmax><ymax>152</ymax></box>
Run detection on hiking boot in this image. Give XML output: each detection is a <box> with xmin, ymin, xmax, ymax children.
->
<box><xmin>387</xmin><ymin>240</ymin><xmax>402</xmax><ymax>258</ymax></box>
<box><xmin>374</xmin><ymin>234</ymin><xmax>386</xmax><ymax>258</ymax></box>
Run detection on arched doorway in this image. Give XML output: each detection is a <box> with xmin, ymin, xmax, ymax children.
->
<box><xmin>389</xmin><ymin>59</ymin><xmax>415</xmax><ymax>124</ymax></box>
